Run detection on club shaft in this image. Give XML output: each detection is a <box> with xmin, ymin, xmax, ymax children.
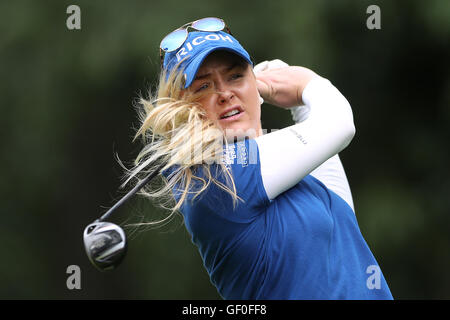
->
<box><xmin>98</xmin><ymin>162</ymin><xmax>166</xmax><ymax>222</ymax></box>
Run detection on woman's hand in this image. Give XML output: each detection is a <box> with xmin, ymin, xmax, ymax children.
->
<box><xmin>254</xmin><ymin>59</ymin><xmax>320</xmax><ymax>108</ymax></box>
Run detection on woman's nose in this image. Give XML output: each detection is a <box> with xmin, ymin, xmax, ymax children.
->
<box><xmin>217</xmin><ymin>89</ymin><xmax>234</xmax><ymax>105</ymax></box>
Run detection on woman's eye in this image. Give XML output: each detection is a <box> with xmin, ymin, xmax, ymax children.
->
<box><xmin>230</xmin><ymin>73</ymin><xmax>243</xmax><ymax>80</ymax></box>
<box><xmin>195</xmin><ymin>83</ymin><xmax>209</xmax><ymax>92</ymax></box>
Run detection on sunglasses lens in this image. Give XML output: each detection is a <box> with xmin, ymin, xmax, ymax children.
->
<box><xmin>192</xmin><ymin>17</ymin><xmax>225</xmax><ymax>32</ymax></box>
<box><xmin>160</xmin><ymin>29</ymin><xmax>188</xmax><ymax>52</ymax></box>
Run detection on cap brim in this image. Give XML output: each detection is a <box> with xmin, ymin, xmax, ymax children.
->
<box><xmin>183</xmin><ymin>46</ymin><xmax>253</xmax><ymax>88</ymax></box>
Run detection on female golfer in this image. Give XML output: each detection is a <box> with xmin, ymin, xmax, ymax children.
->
<box><xmin>126</xmin><ymin>17</ymin><xmax>393</xmax><ymax>299</ymax></box>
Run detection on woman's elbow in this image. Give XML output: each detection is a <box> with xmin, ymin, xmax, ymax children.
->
<box><xmin>341</xmin><ymin>114</ymin><xmax>356</xmax><ymax>149</ymax></box>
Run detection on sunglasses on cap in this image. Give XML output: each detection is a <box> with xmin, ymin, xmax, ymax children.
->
<box><xmin>159</xmin><ymin>17</ymin><xmax>232</xmax><ymax>65</ymax></box>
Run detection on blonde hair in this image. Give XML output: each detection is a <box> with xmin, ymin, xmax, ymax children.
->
<box><xmin>120</xmin><ymin>65</ymin><xmax>242</xmax><ymax>228</ymax></box>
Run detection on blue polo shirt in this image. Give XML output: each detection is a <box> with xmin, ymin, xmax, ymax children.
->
<box><xmin>163</xmin><ymin>138</ymin><xmax>393</xmax><ymax>299</ymax></box>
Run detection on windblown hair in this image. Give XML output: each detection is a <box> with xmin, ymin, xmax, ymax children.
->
<box><xmin>120</xmin><ymin>66</ymin><xmax>242</xmax><ymax>228</ymax></box>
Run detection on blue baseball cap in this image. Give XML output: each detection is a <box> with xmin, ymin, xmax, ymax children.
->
<box><xmin>162</xmin><ymin>31</ymin><xmax>253</xmax><ymax>88</ymax></box>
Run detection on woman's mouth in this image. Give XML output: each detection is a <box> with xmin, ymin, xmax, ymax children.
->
<box><xmin>219</xmin><ymin>106</ymin><xmax>244</xmax><ymax>122</ymax></box>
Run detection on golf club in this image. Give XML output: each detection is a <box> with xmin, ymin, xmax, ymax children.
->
<box><xmin>83</xmin><ymin>162</ymin><xmax>166</xmax><ymax>271</ymax></box>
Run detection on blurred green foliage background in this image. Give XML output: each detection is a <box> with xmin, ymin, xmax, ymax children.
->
<box><xmin>0</xmin><ymin>0</ymin><xmax>449</xmax><ymax>299</ymax></box>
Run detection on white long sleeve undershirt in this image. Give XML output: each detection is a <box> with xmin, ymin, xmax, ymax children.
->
<box><xmin>255</xmin><ymin>77</ymin><xmax>356</xmax><ymax>212</ymax></box>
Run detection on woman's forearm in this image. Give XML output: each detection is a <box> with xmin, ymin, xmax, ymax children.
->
<box><xmin>255</xmin><ymin>77</ymin><xmax>356</xmax><ymax>200</ymax></box>
<box><xmin>289</xmin><ymin>101</ymin><xmax>355</xmax><ymax>212</ymax></box>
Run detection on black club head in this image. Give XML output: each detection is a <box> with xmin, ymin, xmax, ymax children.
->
<box><xmin>83</xmin><ymin>221</ymin><xmax>127</xmax><ymax>271</ymax></box>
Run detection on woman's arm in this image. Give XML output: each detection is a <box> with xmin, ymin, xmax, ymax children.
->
<box><xmin>291</xmin><ymin>99</ymin><xmax>355</xmax><ymax>212</ymax></box>
<box><xmin>255</xmin><ymin>60</ymin><xmax>355</xmax><ymax>211</ymax></box>
<box><xmin>255</xmin><ymin>68</ymin><xmax>356</xmax><ymax>202</ymax></box>
<box><xmin>309</xmin><ymin>154</ymin><xmax>355</xmax><ymax>211</ymax></box>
